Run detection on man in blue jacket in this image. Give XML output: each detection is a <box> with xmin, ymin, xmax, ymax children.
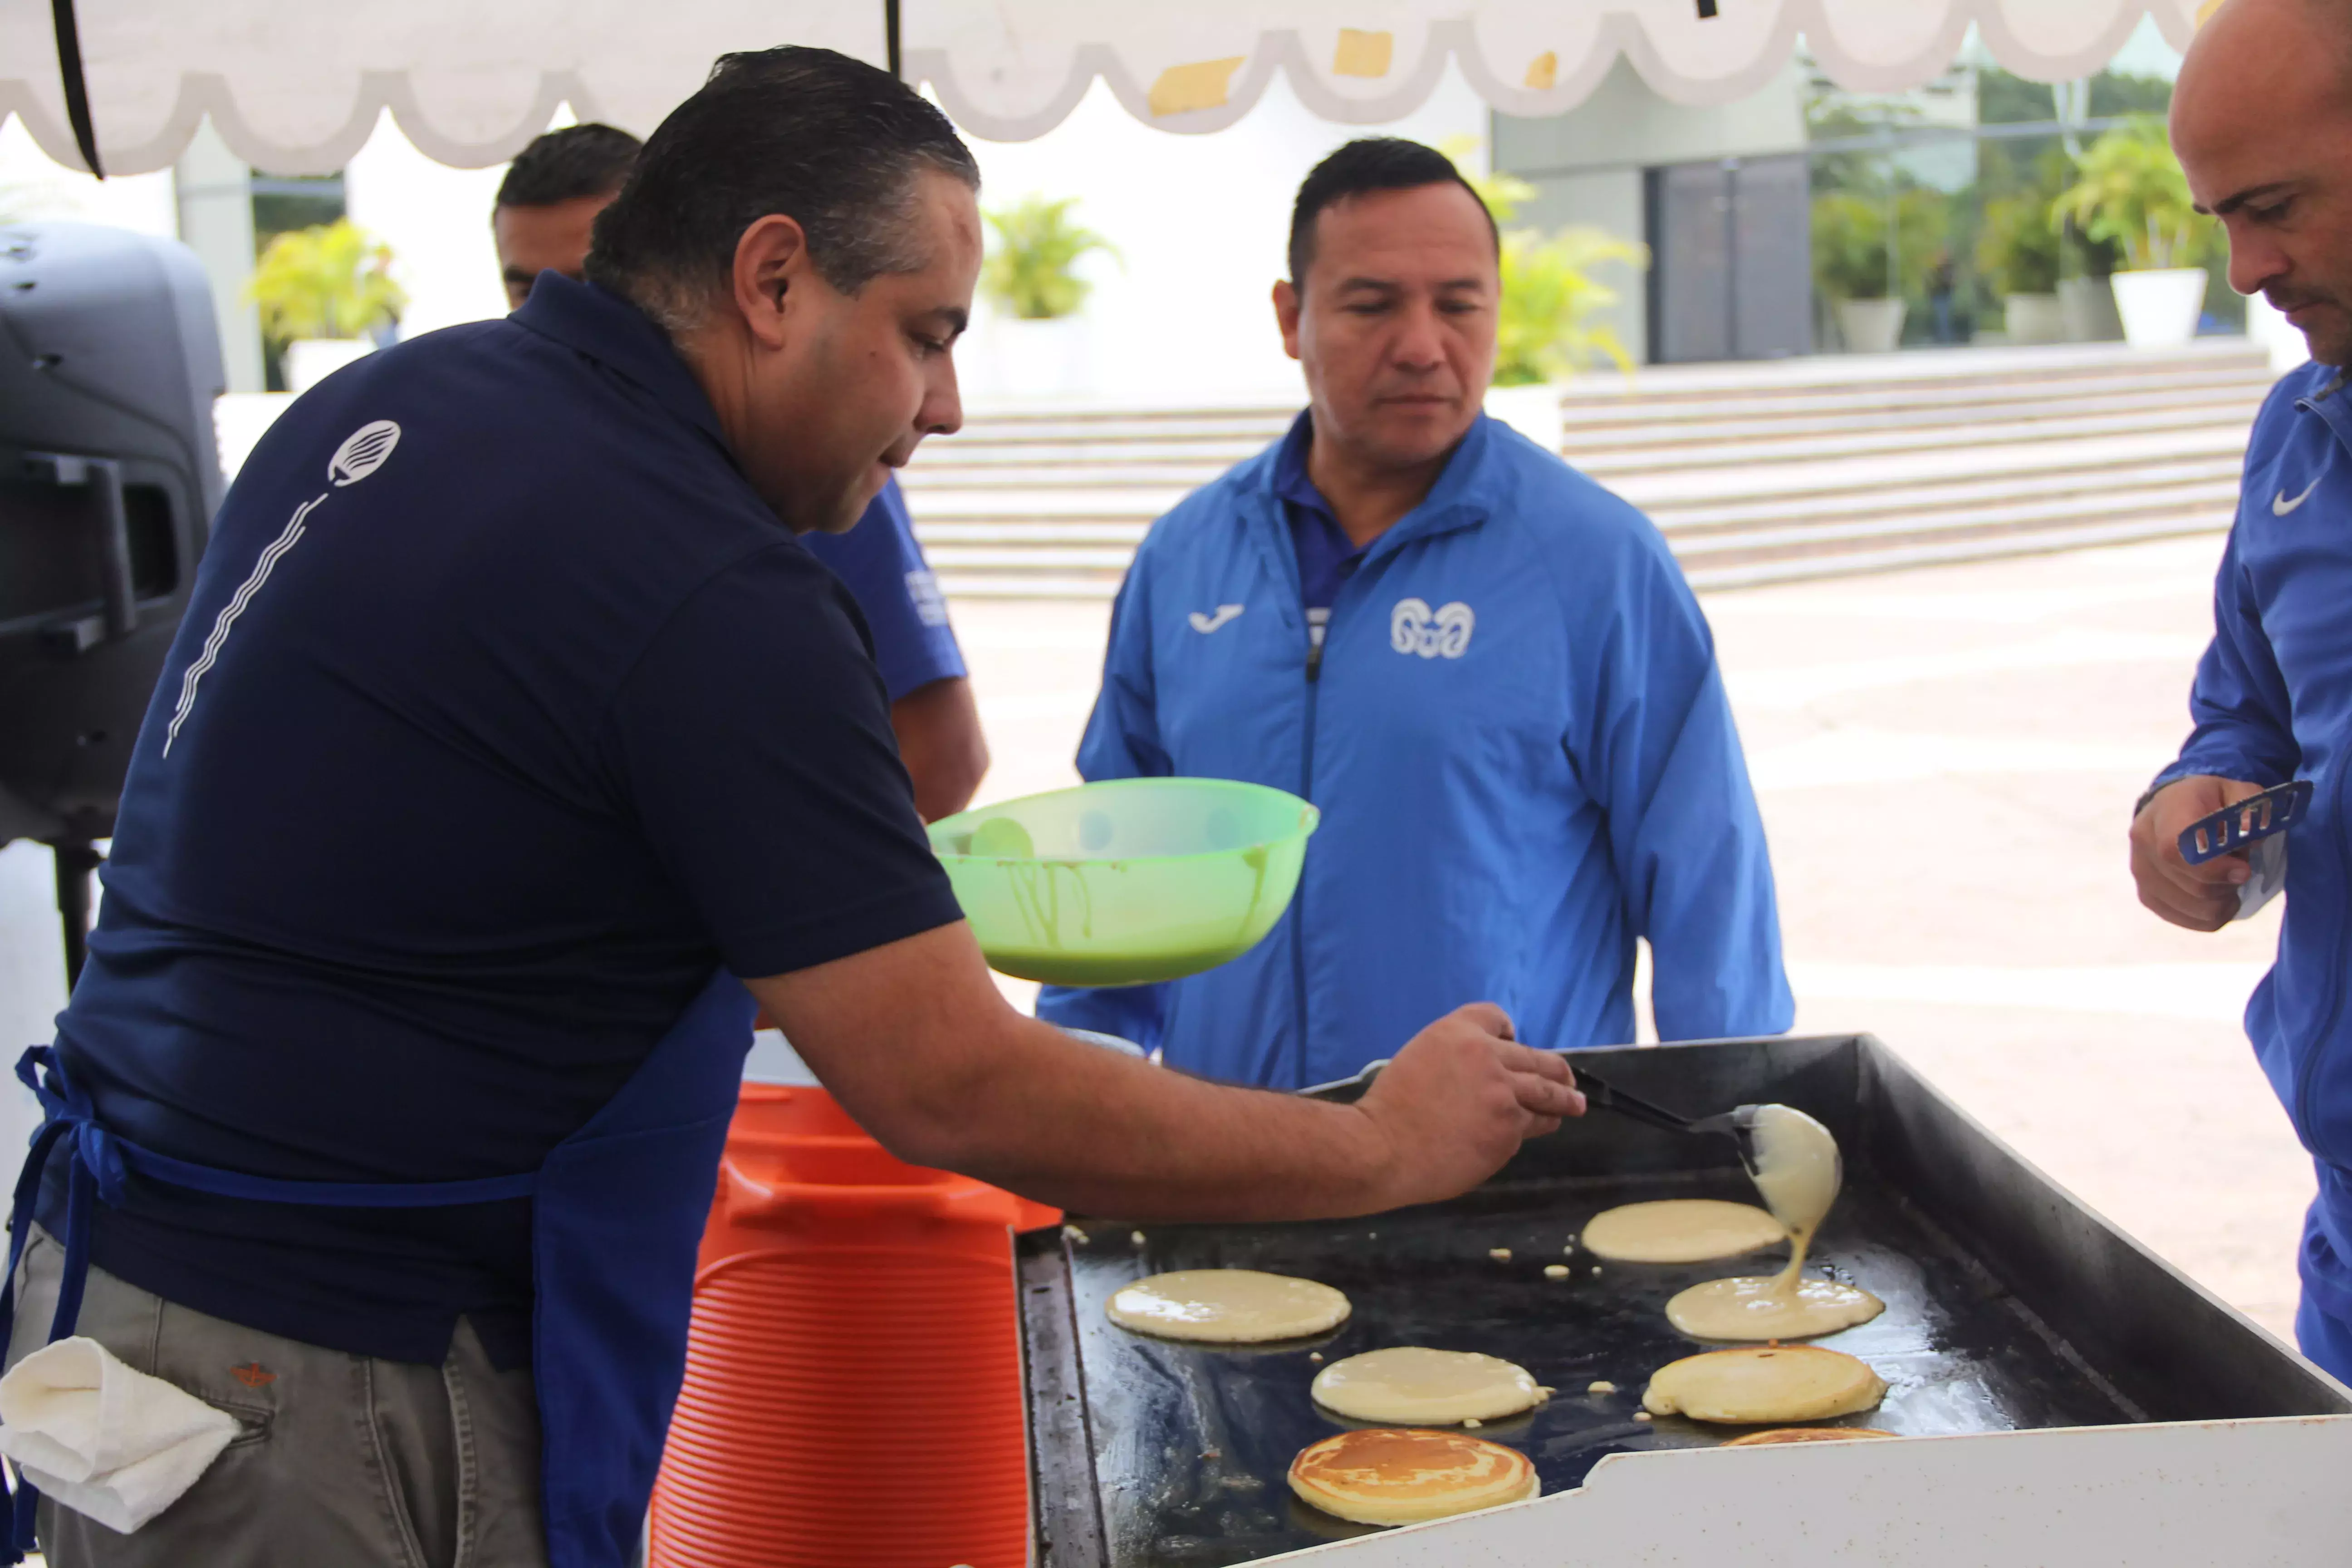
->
<box><xmin>2136</xmin><ymin>0</ymin><xmax>2352</xmax><ymax>1382</ymax></box>
<box><xmin>1040</xmin><ymin>138</ymin><xmax>1791</xmax><ymax>1088</ymax></box>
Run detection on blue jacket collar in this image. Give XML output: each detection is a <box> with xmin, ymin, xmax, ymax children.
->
<box><xmin>511</xmin><ymin>274</ymin><xmax>731</xmax><ymax>456</ymax></box>
<box><xmin>1238</xmin><ymin>411</ymin><xmax>1499</xmax><ymax>619</ymax></box>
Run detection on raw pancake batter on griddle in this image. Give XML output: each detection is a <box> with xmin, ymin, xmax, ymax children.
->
<box><xmin>1106</xmin><ymin>1269</ymin><xmax>1350</xmax><ymax>1342</ymax></box>
<box><xmin>1311</xmin><ymin>1347</ymin><xmax>1544</xmax><ymax>1424</ymax></box>
<box><xmin>1580</xmin><ymin>1198</ymin><xmax>1788</xmax><ymax>1263</ymax></box>
<box><xmin>1665</xmin><ymin>1104</ymin><xmax>1884</xmax><ymax>1340</ymax></box>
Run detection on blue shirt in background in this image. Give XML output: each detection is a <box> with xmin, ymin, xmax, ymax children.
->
<box><xmin>1274</xmin><ymin>421</ymin><xmax>1368</xmax><ymax>616</ymax></box>
<box><xmin>800</xmin><ymin>476</ymin><xmax>966</xmax><ymax>703</ymax></box>
<box><xmin>43</xmin><ymin>276</ymin><xmax>963</xmax><ymax>1367</ymax></box>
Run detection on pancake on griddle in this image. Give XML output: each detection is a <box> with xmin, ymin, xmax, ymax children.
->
<box><xmin>1105</xmin><ymin>1269</ymin><xmax>1349</xmax><ymax>1343</ymax></box>
<box><xmin>1665</xmin><ymin>1274</ymin><xmax>1885</xmax><ymax>1341</ymax></box>
<box><xmin>1310</xmin><ymin>1347</ymin><xmax>1544</xmax><ymax>1425</ymax></box>
<box><xmin>1641</xmin><ymin>1345</ymin><xmax>1886</xmax><ymax>1424</ymax></box>
<box><xmin>1287</xmin><ymin>1428</ymin><xmax>1539</xmax><ymax>1526</ymax></box>
<box><xmin>1722</xmin><ymin>1426</ymin><xmax>1899</xmax><ymax>1446</ymax></box>
<box><xmin>1580</xmin><ymin>1199</ymin><xmax>1788</xmax><ymax>1263</ymax></box>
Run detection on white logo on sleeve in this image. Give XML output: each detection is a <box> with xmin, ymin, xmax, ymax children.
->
<box><xmin>162</xmin><ymin>419</ymin><xmax>402</xmax><ymax>756</ymax></box>
<box><xmin>329</xmin><ymin>420</ymin><xmax>401</xmax><ymax>486</ymax></box>
<box><xmin>2274</xmin><ymin>478</ymin><xmax>2320</xmax><ymax>515</ymax></box>
<box><xmin>1389</xmin><ymin>597</ymin><xmax>1475</xmax><ymax>659</ymax></box>
<box><xmin>1188</xmin><ymin>603</ymin><xmax>1245</xmax><ymax>634</ymax></box>
<box><xmin>905</xmin><ymin>569</ymin><xmax>951</xmax><ymax>627</ymax></box>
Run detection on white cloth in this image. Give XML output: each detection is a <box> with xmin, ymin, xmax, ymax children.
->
<box><xmin>0</xmin><ymin>1337</ymin><xmax>241</xmax><ymax>1534</ymax></box>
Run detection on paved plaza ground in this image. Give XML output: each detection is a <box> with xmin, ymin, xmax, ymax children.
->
<box><xmin>0</xmin><ymin>534</ymin><xmax>2312</xmax><ymax>1339</ymax></box>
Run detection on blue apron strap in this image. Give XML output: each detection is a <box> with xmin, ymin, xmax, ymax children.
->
<box><xmin>0</xmin><ymin>1044</ymin><xmax>544</xmax><ymax>1563</ymax></box>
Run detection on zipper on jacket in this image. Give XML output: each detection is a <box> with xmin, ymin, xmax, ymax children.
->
<box><xmin>2294</xmin><ymin>760</ymin><xmax>2352</xmax><ymax>1161</ymax></box>
<box><xmin>1291</xmin><ymin>632</ymin><xmax>1324</xmax><ymax>1086</ymax></box>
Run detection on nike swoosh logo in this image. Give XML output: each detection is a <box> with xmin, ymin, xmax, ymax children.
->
<box><xmin>1188</xmin><ymin>604</ymin><xmax>1245</xmax><ymax>634</ymax></box>
<box><xmin>2274</xmin><ymin>479</ymin><xmax>2321</xmax><ymax>515</ymax></box>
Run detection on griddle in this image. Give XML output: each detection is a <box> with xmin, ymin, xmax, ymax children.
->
<box><xmin>1018</xmin><ymin>1033</ymin><xmax>2352</xmax><ymax>1568</ymax></box>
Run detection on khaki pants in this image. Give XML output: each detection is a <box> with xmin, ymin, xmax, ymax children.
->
<box><xmin>5</xmin><ymin>1228</ymin><xmax>548</xmax><ymax>1568</ymax></box>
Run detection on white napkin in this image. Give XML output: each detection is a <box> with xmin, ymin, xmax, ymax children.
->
<box><xmin>0</xmin><ymin>1337</ymin><xmax>241</xmax><ymax>1534</ymax></box>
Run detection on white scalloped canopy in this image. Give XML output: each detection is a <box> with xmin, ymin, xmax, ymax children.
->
<box><xmin>3</xmin><ymin>0</ymin><xmax>2200</xmax><ymax>175</ymax></box>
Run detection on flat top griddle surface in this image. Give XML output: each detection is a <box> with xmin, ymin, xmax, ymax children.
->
<box><xmin>1060</xmin><ymin>1166</ymin><xmax>2138</xmax><ymax>1567</ymax></box>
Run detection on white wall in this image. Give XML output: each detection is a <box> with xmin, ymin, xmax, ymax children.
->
<box><xmin>0</xmin><ymin>118</ymin><xmax>176</xmax><ymax>235</ymax></box>
<box><xmin>955</xmin><ymin>65</ymin><xmax>1488</xmax><ymax>404</ymax></box>
<box><xmin>343</xmin><ymin>111</ymin><xmax>514</xmax><ymax>342</ymax></box>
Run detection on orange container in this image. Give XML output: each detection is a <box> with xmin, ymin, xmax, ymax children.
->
<box><xmin>649</xmin><ymin>1085</ymin><xmax>1059</xmax><ymax>1568</ymax></box>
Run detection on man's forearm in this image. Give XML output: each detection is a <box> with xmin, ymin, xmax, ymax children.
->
<box><xmin>911</xmin><ymin>1016</ymin><xmax>1399</xmax><ymax>1221</ymax></box>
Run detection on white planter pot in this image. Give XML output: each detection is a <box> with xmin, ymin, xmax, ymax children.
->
<box><xmin>2057</xmin><ymin>276</ymin><xmax>2124</xmax><ymax>343</ymax></box>
<box><xmin>2111</xmin><ymin>268</ymin><xmax>2209</xmax><ymax>351</ymax></box>
<box><xmin>990</xmin><ymin>315</ymin><xmax>1090</xmax><ymax>398</ymax></box>
<box><xmin>2003</xmin><ymin>293</ymin><xmax>2066</xmax><ymax>347</ymax></box>
<box><xmin>284</xmin><ymin>338</ymin><xmax>374</xmax><ymax>394</ymax></box>
<box><xmin>1835</xmin><ymin>297</ymin><xmax>1907</xmax><ymax>354</ymax></box>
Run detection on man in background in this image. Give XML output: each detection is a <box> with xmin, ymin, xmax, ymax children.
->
<box><xmin>494</xmin><ymin>123</ymin><xmax>988</xmax><ymax>820</ymax></box>
<box><xmin>2133</xmin><ymin>0</ymin><xmax>2352</xmax><ymax>1383</ymax></box>
<box><xmin>1040</xmin><ymin>138</ymin><xmax>1789</xmax><ymax>1088</ymax></box>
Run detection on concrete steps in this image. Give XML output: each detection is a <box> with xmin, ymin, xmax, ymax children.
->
<box><xmin>902</xmin><ymin>340</ymin><xmax>2273</xmax><ymax>599</ymax></box>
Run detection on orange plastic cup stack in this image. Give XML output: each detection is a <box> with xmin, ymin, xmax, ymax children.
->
<box><xmin>650</xmin><ymin>1084</ymin><xmax>1060</xmax><ymax>1568</ymax></box>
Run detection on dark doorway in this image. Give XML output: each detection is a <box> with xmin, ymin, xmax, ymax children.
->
<box><xmin>1646</xmin><ymin>154</ymin><xmax>1812</xmax><ymax>363</ymax></box>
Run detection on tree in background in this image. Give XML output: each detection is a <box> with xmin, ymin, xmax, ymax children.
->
<box><xmin>246</xmin><ymin>217</ymin><xmax>405</xmax><ymax>346</ymax></box>
<box><xmin>979</xmin><ymin>196</ymin><xmax>1119</xmax><ymax>321</ymax></box>
<box><xmin>1441</xmin><ymin>138</ymin><xmax>1646</xmax><ymax>383</ymax></box>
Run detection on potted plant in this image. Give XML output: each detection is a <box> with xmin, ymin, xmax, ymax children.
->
<box><xmin>247</xmin><ymin>217</ymin><xmax>406</xmax><ymax>393</ymax></box>
<box><xmin>1811</xmin><ymin>191</ymin><xmax>1907</xmax><ymax>353</ymax></box>
<box><xmin>977</xmin><ymin>195</ymin><xmax>1118</xmax><ymax>397</ymax></box>
<box><xmin>2053</xmin><ymin>117</ymin><xmax>2213</xmax><ymax>350</ymax></box>
<box><xmin>1481</xmin><ymin>227</ymin><xmax>1647</xmax><ymax>449</ymax></box>
<box><xmin>1493</xmin><ymin>227</ymin><xmax>1646</xmax><ymax>385</ymax></box>
<box><xmin>1975</xmin><ymin>191</ymin><xmax>2065</xmax><ymax>344</ymax></box>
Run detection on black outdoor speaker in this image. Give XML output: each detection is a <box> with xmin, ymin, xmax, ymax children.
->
<box><xmin>0</xmin><ymin>221</ymin><xmax>225</xmax><ymax>979</ymax></box>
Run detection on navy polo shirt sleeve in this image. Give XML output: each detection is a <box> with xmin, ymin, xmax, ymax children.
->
<box><xmin>796</xmin><ymin>478</ymin><xmax>967</xmax><ymax>703</ymax></box>
<box><xmin>606</xmin><ymin>541</ymin><xmax>965</xmax><ymax>978</ymax></box>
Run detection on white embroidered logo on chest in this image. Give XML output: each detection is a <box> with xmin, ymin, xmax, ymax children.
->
<box><xmin>1390</xmin><ymin>598</ymin><xmax>1475</xmax><ymax>659</ymax></box>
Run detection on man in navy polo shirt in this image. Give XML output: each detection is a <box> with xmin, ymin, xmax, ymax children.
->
<box><xmin>493</xmin><ymin>122</ymin><xmax>987</xmax><ymax>821</ymax></box>
<box><xmin>4</xmin><ymin>49</ymin><xmax>1582</xmax><ymax>1567</ymax></box>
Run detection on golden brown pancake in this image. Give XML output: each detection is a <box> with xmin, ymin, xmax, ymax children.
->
<box><xmin>1310</xmin><ymin>1347</ymin><xmax>1543</xmax><ymax>1424</ymax></box>
<box><xmin>1641</xmin><ymin>1345</ymin><xmax>1886</xmax><ymax>1424</ymax></box>
<box><xmin>1104</xmin><ymin>1269</ymin><xmax>1349</xmax><ymax>1343</ymax></box>
<box><xmin>1723</xmin><ymin>1426</ymin><xmax>1899</xmax><ymax>1447</ymax></box>
<box><xmin>1287</xmin><ymin>1428</ymin><xmax>1539</xmax><ymax>1526</ymax></box>
<box><xmin>1580</xmin><ymin>1200</ymin><xmax>1789</xmax><ymax>1263</ymax></box>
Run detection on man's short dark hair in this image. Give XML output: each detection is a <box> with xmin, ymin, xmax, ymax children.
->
<box><xmin>494</xmin><ymin>123</ymin><xmax>642</xmax><ymax>211</ymax></box>
<box><xmin>1287</xmin><ymin>137</ymin><xmax>1497</xmax><ymax>288</ymax></box>
<box><xmin>584</xmin><ymin>46</ymin><xmax>979</xmax><ymax>332</ymax></box>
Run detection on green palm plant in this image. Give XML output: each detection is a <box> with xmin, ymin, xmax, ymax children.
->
<box><xmin>1976</xmin><ymin>192</ymin><xmax>2063</xmax><ymax>297</ymax></box>
<box><xmin>979</xmin><ymin>196</ymin><xmax>1119</xmax><ymax>321</ymax></box>
<box><xmin>2051</xmin><ymin>116</ymin><xmax>2212</xmax><ymax>271</ymax></box>
<box><xmin>246</xmin><ymin>218</ymin><xmax>406</xmax><ymax>345</ymax></box>
<box><xmin>1439</xmin><ymin>137</ymin><xmax>1648</xmax><ymax>384</ymax></box>
<box><xmin>1493</xmin><ymin>229</ymin><xmax>1647</xmax><ymax>384</ymax></box>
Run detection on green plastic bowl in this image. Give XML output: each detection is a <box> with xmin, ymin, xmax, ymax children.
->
<box><xmin>927</xmin><ymin>778</ymin><xmax>1319</xmax><ymax>987</ymax></box>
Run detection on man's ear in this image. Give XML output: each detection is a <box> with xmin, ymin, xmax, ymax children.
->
<box><xmin>1273</xmin><ymin>278</ymin><xmax>1303</xmax><ymax>363</ymax></box>
<box><xmin>732</xmin><ymin>214</ymin><xmax>812</xmax><ymax>350</ymax></box>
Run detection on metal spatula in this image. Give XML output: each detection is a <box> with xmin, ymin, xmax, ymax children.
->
<box><xmin>1298</xmin><ymin>1055</ymin><xmax>1759</xmax><ymax>1167</ymax></box>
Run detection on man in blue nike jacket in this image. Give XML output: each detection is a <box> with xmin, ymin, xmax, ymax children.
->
<box><xmin>2135</xmin><ymin>0</ymin><xmax>2352</xmax><ymax>1382</ymax></box>
<box><xmin>1039</xmin><ymin>138</ymin><xmax>1792</xmax><ymax>1089</ymax></box>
